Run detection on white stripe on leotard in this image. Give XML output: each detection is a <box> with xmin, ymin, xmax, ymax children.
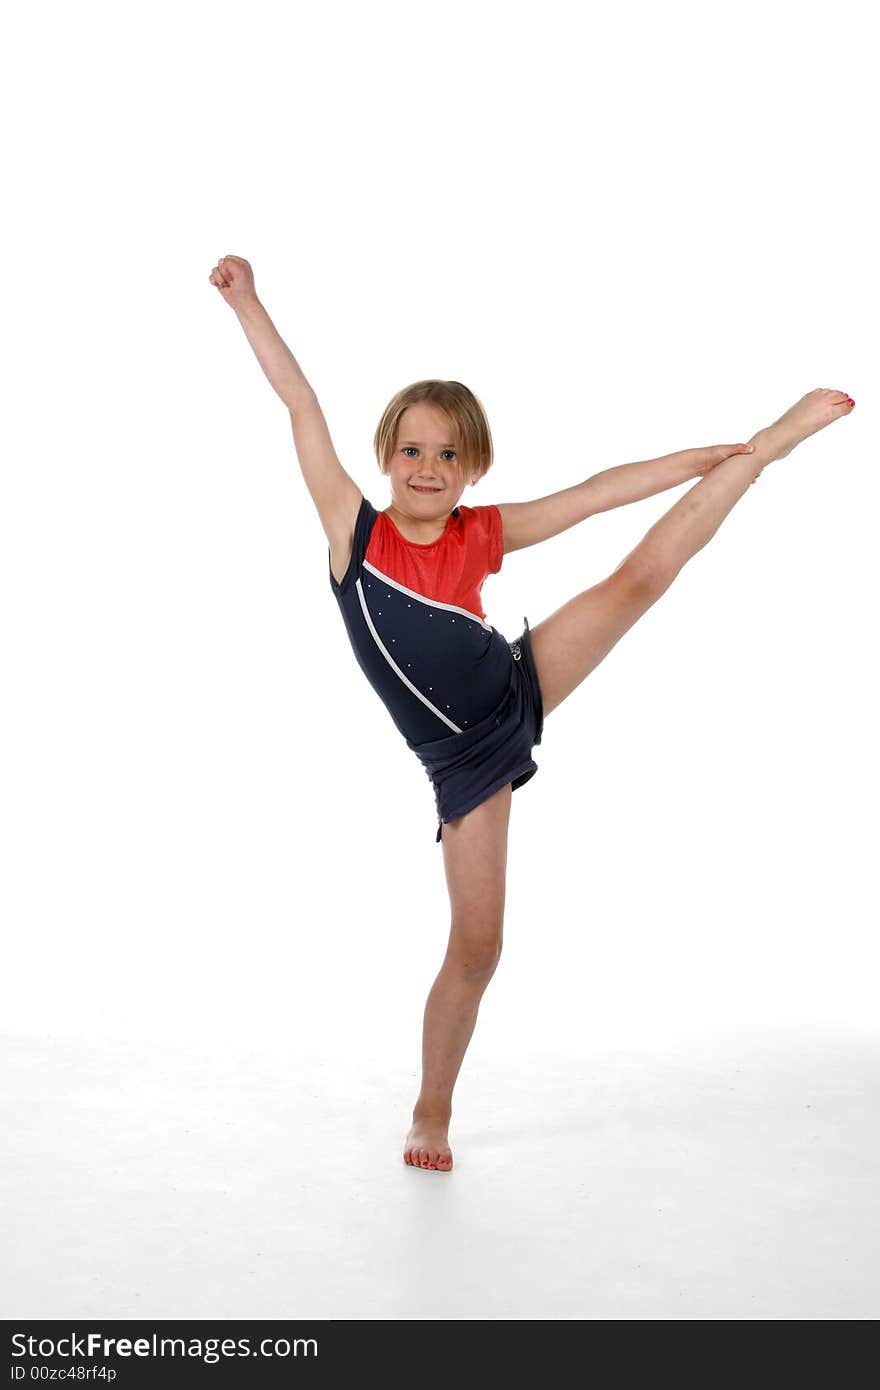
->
<box><xmin>355</xmin><ymin>576</ymin><xmax>462</xmax><ymax>734</ymax></box>
<box><xmin>362</xmin><ymin>560</ymin><xmax>493</xmax><ymax>631</ymax></box>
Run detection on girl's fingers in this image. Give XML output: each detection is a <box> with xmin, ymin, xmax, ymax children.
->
<box><xmin>209</xmin><ymin>254</ymin><xmax>251</xmax><ymax>291</ymax></box>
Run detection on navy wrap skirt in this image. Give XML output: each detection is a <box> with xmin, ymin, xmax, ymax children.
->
<box><xmin>406</xmin><ymin>617</ymin><xmax>545</xmax><ymax>843</ymax></box>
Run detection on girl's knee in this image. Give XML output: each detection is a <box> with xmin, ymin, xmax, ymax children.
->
<box><xmin>448</xmin><ymin>923</ymin><xmax>503</xmax><ymax>977</ymax></box>
<box><xmin>617</xmin><ymin>546</ymin><xmax>673</xmax><ymax>596</ymax></box>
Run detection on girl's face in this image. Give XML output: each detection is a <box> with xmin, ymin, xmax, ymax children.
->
<box><xmin>387</xmin><ymin>403</ymin><xmax>471</xmax><ymax>516</ymax></box>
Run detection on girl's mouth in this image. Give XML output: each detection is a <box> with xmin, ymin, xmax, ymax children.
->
<box><xmin>410</xmin><ymin>485</ymin><xmax>441</xmax><ymax>494</ymax></box>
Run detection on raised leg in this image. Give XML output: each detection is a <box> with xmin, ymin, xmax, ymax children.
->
<box><xmin>404</xmin><ymin>782</ymin><xmax>512</xmax><ymax>1171</ymax></box>
<box><xmin>530</xmin><ymin>387</ymin><xmax>854</xmax><ymax>718</ymax></box>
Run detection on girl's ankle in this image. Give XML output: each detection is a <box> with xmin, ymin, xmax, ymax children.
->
<box><xmin>747</xmin><ymin>427</ymin><xmax>780</xmax><ymax>464</ymax></box>
<box><xmin>412</xmin><ymin>1102</ymin><xmax>452</xmax><ymax>1124</ymax></box>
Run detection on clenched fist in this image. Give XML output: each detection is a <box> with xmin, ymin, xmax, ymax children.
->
<box><xmin>208</xmin><ymin>254</ymin><xmax>258</xmax><ymax>310</ymax></box>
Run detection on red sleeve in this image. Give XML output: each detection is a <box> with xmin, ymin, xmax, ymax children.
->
<box><xmin>481</xmin><ymin>504</ymin><xmax>504</xmax><ymax>575</ymax></box>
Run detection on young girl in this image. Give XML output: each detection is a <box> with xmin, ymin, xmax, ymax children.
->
<box><xmin>209</xmin><ymin>253</ymin><xmax>855</xmax><ymax>1174</ymax></box>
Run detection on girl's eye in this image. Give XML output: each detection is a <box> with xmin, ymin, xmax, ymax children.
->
<box><xmin>401</xmin><ymin>447</ymin><xmax>456</xmax><ymax>461</ymax></box>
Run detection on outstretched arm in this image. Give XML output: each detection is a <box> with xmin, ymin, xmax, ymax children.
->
<box><xmin>210</xmin><ymin>254</ymin><xmax>361</xmax><ymax>553</ymax></box>
<box><xmin>496</xmin><ymin>443</ymin><xmax>756</xmax><ymax>555</ymax></box>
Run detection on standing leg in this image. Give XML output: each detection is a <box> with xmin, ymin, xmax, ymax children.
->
<box><xmin>529</xmin><ymin>387</ymin><xmax>854</xmax><ymax>717</ymax></box>
<box><xmin>404</xmin><ymin>782</ymin><xmax>512</xmax><ymax>1171</ymax></box>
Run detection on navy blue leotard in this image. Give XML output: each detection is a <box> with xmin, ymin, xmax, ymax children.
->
<box><xmin>329</xmin><ymin>494</ymin><xmax>544</xmax><ymax>840</ymax></box>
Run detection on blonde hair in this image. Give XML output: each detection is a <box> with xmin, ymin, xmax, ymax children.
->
<box><xmin>373</xmin><ymin>380</ymin><xmax>494</xmax><ymax>484</ymax></box>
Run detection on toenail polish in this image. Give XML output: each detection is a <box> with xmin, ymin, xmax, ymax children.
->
<box><xmin>848</xmin><ymin>398</ymin><xmax>855</xmax><ymax>406</ymax></box>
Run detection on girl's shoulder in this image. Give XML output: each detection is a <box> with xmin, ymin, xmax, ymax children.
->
<box><xmin>456</xmin><ymin>502</ymin><xmax>504</xmax><ymax>575</ymax></box>
<box><xmin>329</xmin><ymin>493</ymin><xmax>379</xmax><ymax>594</ymax></box>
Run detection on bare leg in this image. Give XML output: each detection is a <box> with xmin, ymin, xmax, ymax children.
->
<box><xmin>529</xmin><ymin>388</ymin><xmax>855</xmax><ymax>717</ymax></box>
<box><xmin>632</xmin><ymin>387</ymin><xmax>854</xmax><ymax>576</ymax></box>
<box><xmin>632</xmin><ymin>432</ymin><xmax>769</xmax><ymax>576</ymax></box>
<box><xmin>403</xmin><ymin>782</ymin><xmax>512</xmax><ymax>1171</ymax></box>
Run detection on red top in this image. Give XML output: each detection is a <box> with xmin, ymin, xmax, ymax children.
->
<box><xmin>365</xmin><ymin>504</ymin><xmax>504</xmax><ymax>621</ymax></box>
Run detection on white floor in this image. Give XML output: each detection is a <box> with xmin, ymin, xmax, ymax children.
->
<box><xmin>3</xmin><ymin>1025</ymin><xmax>877</xmax><ymax>1320</ymax></box>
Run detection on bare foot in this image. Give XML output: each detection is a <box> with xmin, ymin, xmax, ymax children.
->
<box><xmin>752</xmin><ymin>387</ymin><xmax>855</xmax><ymax>462</ymax></box>
<box><xmin>404</xmin><ymin>1115</ymin><xmax>453</xmax><ymax>1171</ymax></box>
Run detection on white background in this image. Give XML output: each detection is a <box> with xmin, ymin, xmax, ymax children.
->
<box><xmin>3</xmin><ymin>0</ymin><xmax>877</xmax><ymax>1062</ymax></box>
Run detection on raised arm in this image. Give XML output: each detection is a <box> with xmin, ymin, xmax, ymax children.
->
<box><xmin>496</xmin><ymin>443</ymin><xmax>756</xmax><ymax>554</ymax></box>
<box><xmin>209</xmin><ymin>255</ymin><xmax>362</xmax><ymax>558</ymax></box>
